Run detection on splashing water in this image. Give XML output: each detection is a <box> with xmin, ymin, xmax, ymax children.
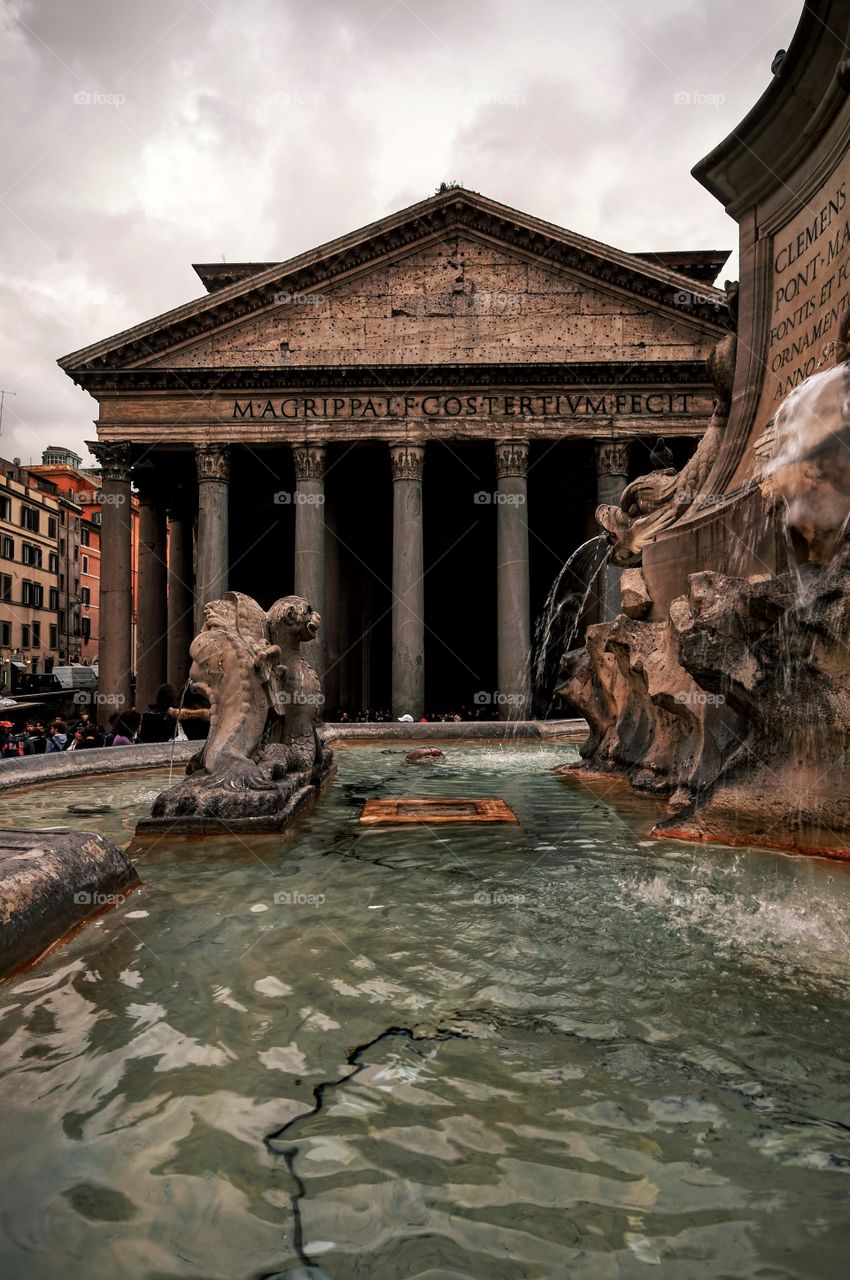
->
<box><xmin>168</xmin><ymin>679</ymin><xmax>193</xmax><ymax>785</ymax></box>
<box><xmin>533</xmin><ymin>534</ymin><xmax>609</xmax><ymax>713</ymax></box>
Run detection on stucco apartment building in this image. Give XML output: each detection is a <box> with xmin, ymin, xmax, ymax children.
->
<box><xmin>28</xmin><ymin>446</ymin><xmax>140</xmax><ymax>668</ymax></box>
<box><xmin>29</xmin><ymin>447</ymin><xmax>100</xmax><ymax>664</ymax></box>
<box><xmin>0</xmin><ymin>448</ymin><xmax>142</xmax><ymax>680</ymax></box>
<box><xmin>0</xmin><ymin>456</ymin><xmax>62</xmax><ymax>671</ymax></box>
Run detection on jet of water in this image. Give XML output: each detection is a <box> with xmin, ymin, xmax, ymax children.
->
<box><xmin>532</xmin><ymin>534</ymin><xmax>609</xmax><ymax>715</ymax></box>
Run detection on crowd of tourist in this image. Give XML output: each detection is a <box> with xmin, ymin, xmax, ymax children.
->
<box><xmin>0</xmin><ymin>689</ymin><xmax>495</xmax><ymax>762</ymax></box>
<box><xmin>0</xmin><ymin>684</ymin><xmax>209</xmax><ymax>763</ymax></box>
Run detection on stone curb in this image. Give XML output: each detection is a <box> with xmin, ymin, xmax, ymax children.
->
<box><xmin>0</xmin><ymin>720</ymin><xmax>587</xmax><ymax>794</ymax></box>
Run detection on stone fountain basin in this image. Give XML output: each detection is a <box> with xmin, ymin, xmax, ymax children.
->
<box><xmin>0</xmin><ymin>829</ymin><xmax>138</xmax><ymax>978</ymax></box>
<box><xmin>0</xmin><ymin>723</ymin><xmax>586</xmax><ymax>970</ymax></box>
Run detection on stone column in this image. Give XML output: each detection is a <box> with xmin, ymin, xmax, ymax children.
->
<box><xmin>292</xmin><ymin>443</ymin><xmax>326</xmax><ymax>673</ymax></box>
<box><xmin>195</xmin><ymin>445</ymin><xmax>230</xmax><ymax>633</ymax></box>
<box><xmin>87</xmin><ymin>440</ymin><xmax>133</xmax><ymax>714</ymax></box>
<box><xmin>134</xmin><ymin>472</ymin><xmax>168</xmax><ymax>712</ymax></box>
<box><xmin>595</xmin><ymin>439</ymin><xmax>630</xmax><ymax>621</ymax></box>
<box><xmin>496</xmin><ymin>440</ymin><xmax>531</xmax><ymax>721</ymax></box>
<box><xmin>390</xmin><ymin>443</ymin><xmax>425</xmax><ymax>719</ymax></box>
<box><xmin>167</xmin><ymin>501</ymin><xmax>195</xmax><ymax>692</ymax></box>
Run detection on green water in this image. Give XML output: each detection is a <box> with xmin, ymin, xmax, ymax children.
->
<box><xmin>1</xmin><ymin>743</ymin><xmax>850</xmax><ymax>1278</ymax></box>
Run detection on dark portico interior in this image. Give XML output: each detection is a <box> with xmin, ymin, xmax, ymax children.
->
<box><xmin>166</xmin><ymin>434</ymin><xmax>697</xmax><ymax>718</ymax></box>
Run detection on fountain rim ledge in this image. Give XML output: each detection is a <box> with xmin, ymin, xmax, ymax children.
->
<box><xmin>0</xmin><ymin>719</ymin><xmax>589</xmax><ymax>794</ymax></box>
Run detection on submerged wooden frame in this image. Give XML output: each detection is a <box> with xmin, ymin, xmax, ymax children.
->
<box><xmin>359</xmin><ymin>797</ymin><xmax>519</xmax><ymax>825</ymax></box>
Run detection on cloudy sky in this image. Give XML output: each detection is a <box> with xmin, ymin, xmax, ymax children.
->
<box><xmin>0</xmin><ymin>0</ymin><xmax>801</xmax><ymax>464</ymax></box>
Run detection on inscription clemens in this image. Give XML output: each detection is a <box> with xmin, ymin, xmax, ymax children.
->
<box><xmin>232</xmin><ymin>391</ymin><xmax>693</xmax><ymax>421</ymax></box>
<box><xmin>767</xmin><ymin>174</ymin><xmax>850</xmax><ymax>401</ymax></box>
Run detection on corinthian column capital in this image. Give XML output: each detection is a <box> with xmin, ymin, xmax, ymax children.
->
<box><xmin>390</xmin><ymin>443</ymin><xmax>425</xmax><ymax>482</ymax></box>
<box><xmin>595</xmin><ymin>439</ymin><xmax>630</xmax><ymax>477</ymax></box>
<box><xmin>87</xmin><ymin>439</ymin><xmax>133</xmax><ymax>483</ymax></box>
<box><xmin>196</xmin><ymin>444</ymin><xmax>230</xmax><ymax>484</ymax></box>
<box><xmin>293</xmin><ymin>443</ymin><xmax>326</xmax><ymax>482</ymax></box>
<box><xmin>495</xmin><ymin>439</ymin><xmax>529</xmax><ymax>478</ymax></box>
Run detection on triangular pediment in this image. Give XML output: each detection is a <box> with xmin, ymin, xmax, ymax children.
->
<box><xmin>59</xmin><ymin>189</ymin><xmax>729</xmax><ymax>384</ymax></box>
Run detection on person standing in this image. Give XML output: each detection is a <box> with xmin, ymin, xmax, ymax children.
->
<box><xmin>0</xmin><ymin>721</ymin><xmax>23</xmax><ymax>759</ymax></box>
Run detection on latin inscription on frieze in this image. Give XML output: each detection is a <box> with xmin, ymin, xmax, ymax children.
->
<box><xmin>231</xmin><ymin>391</ymin><xmax>694</xmax><ymax>421</ymax></box>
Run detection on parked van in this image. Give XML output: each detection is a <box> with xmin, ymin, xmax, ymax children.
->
<box><xmin>51</xmin><ymin>665</ymin><xmax>98</xmax><ymax>693</ymax></box>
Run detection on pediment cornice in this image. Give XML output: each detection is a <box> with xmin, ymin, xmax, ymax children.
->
<box><xmin>76</xmin><ymin>359</ymin><xmax>712</xmax><ymax>395</ymax></box>
<box><xmin>59</xmin><ymin>190</ymin><xmax>730</xmax><ymax>386</ymax></box>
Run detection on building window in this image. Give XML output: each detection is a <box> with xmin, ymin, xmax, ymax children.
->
<box><xmin>49</xmin><ymin>586</ymin><xmax>58</xmax><ymax>610</ymax></box>
<box><xmin>0</xmin><ymin>574</ymin><xmax>11</xmax><ymax>603</ymax></box>
<box><xmin>48</xmin><ymin>551</ymin><xmax>58</xmax><ymax>573</ymax></box>
<box><xmin>49</xmin><ymin>624</ymin><xmax>58</xmax><ymax>649</ymax></box>
<box><xmin>59</xmin><ymin>538</ymin><xmax>66</xmax><ymax>555</ymax></box>
<box><xmin>81</xmin><ymin>527</ymin><xmax>91</xmax><ymax>547</ymax></box>
<box><xmin>20</xmin><ymin>506</ymin><xmax>39</xmax><ymax>533</ymax></box>
<box><xmin>0</xmin><ymin>535</ymin><xmax>13</xmax><ymax>560</ymax></box>
<box><xmin>81</xmin><ymin>586</ymin><xmax>91</xmax><ymax>606</ymax></box>
<box><xmin>21</xmin><ymin>624</ymin><xmax>30</xmax><ymax>649</ymax></box>
<box><xmin>81</xmin><ymin>617</ymin><xmax>91</xmax><ymax>642</ymax></box>
<box><xmin>47</xmin><ymin>516</ymin><xmax>58</xmax><ymax>538</ymax></box>
<box><xmin>92</xmin><ymin>511</ymin><xmax>102</xmax><ymax>526</ymax></box>
<box><xmin>21</xmin><ymin>581</ymin><xmax>43</xmax><ymax>608</ymax></box>
<box><xmin>0</xmin><ymin>620</ymin><xmax>10</xmax><ymax>647</ymax></box>
<box><xmin>81</xmin><ymin>554</ymin><xmax>89</xmax><ymax>574</ymax></box>
<box><xmin>22</xmin><ymin>542</ymin><xmax>42</xmax><ymax>568</ymax></box>
<box><xmin>32</xmin><ymin>621</ymin><xmax>40</xmax><ymax>648</ymax></box>
<box><xmin>0</xmin><ymin>496</ymin><xmax>10</xmax><ymax>522</ymax></box>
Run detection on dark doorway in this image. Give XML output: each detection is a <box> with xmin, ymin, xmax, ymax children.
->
<box><xmin>423</xmin><ymin>442</ymin><xmax>497</xmax><ymax>716</ymax></box>
<box><xmin>228</xmin><ymin>446</ymin><xmax>295</xmax><ymax>607</ymax></box>
<box><xmin>528</xmin><ymin>438</ymin><xmax>600</xmax><ymax>640</ymax></box>
<box><xmin>324</xmin><ymin>443</ymin><xmax>393</xmax><ymax>717</ymax></box>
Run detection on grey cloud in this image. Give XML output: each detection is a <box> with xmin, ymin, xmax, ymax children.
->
<box><xmin>0</xmin><ymin>0</ymin><xmax>801</xmax><ymax>462</ymax></box>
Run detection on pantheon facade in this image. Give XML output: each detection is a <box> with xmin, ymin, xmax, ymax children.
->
<box><xmin>60</xmin><ymin>189</ymin><xmax>729</xmax><ymax>718</ymax></box>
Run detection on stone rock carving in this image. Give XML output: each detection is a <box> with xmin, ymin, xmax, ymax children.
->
<box><xmin>559</xmin><ymin>327</ymin><xmax>850</xmax><ymax>855</ymax></box>
<box><xmin>147</xmin><ymin>593</ymin><xmax>333</xmax><ymax>830</ymax></box>
<box><xmin>759</xmin><ymin>315</ymin><xmax>850</xmax><ymax>564</ymax></box>
<box><xmin>597</xmin><ymin>297</ymin><xmax>738</xmax><ymax>566</ymax></box>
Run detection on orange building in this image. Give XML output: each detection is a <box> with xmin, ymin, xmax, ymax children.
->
<box><xmin>28</xmin><ymin>447</ymin><xmax>140</xmax><ymax>666</ymax></box>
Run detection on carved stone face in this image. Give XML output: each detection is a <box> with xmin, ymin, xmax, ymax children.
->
<box><xmin>268</xmin><ymin>595</ymin><xmax>321</xmax><ymax>643</ymax></box>
<box><xmin>203</xmin><ymin>598</ymin><xmax>237</xmax><ymax>631</ymax></box>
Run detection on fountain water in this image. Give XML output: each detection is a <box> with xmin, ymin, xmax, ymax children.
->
<box><xmin>532</xmin><ymin>534</ymin><xmax>608</xmax><ymax>716</ymax></box>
